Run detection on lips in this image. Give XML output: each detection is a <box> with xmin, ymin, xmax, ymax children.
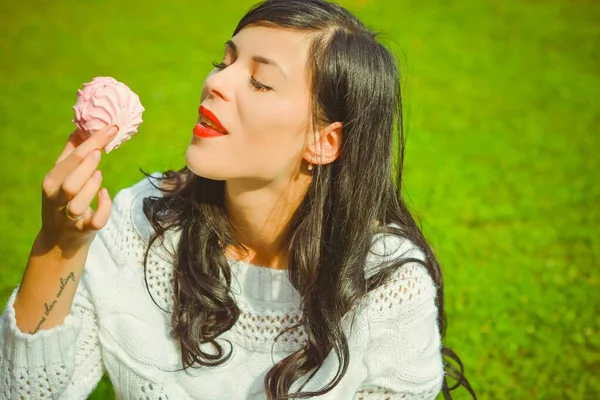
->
<box><xmin>198</xmin><ymin>106</ymin><xmax>227</xmax><ymax>134</ymax></box>
<box><xmin>193</xmin><ymin>105</ymin><xmax>228</xmax><ymax>139</ymax></box>
<box><xmin>193</xmin><ymin>123</ymin><xmax>225</xmax><ymax>138</ymax></box>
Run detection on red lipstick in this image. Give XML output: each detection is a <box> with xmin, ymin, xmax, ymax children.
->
<box><xmin>194</xmin><ymin>123</ymin><xmax>225</xmax><ymax>138</ymax></box>
<box><xmin>193</xmin><ymin>106</ymin><xmax>228</xmax><ymax>138</ymax></box>
<box><xmin>199</xmin><ymin>106</ymin><xmax>227</xmax><ymax>132</ymax></box>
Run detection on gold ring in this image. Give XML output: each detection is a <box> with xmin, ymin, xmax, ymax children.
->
<box><xmin>64</xmin><ymin>202</ymin><xmax>84</xmax><ymax>221</ymax></box>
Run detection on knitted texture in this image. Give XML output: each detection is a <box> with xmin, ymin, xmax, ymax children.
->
<box><xmin>0</xmin><ymin>176</ymin><xmax>444</xmax><ymax>399</ymax></box>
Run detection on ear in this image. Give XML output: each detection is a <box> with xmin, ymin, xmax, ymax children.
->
<box><xmin>303</xmin><ymin>121</ymin><xmax>343</xmax><ymax>166</ymax></box>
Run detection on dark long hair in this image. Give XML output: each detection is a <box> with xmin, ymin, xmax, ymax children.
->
<box><xmin>142</xmin><ymin>0</ymin><xmax>475</xmax><ymax>398</ymax></box>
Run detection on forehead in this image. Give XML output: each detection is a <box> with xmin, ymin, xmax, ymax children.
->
<box><xmin>231</xmin><ymin>25</ymin><xmax>313</xmax><ymax>77</ymax></box>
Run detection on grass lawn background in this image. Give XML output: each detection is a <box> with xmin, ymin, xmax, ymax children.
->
<box><xmin>0</xmin><ymin>0</ymin><xmax>598</xmax><ymax>399</ymax></box>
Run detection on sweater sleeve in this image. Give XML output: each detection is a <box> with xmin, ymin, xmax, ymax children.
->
<box><xmin>354</xmin><ymin>261</ymin><xmax>445</xmax><ymax>400</ymax></box>
<box><xmin>0</xmin><ymin>265</ymin><xmax>104</xmax><ymax>399</ymax></box>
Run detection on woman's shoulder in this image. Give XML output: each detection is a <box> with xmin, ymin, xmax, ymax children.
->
<box><xmin>362</xmin><ymin>225</ymin><xmax>439</xmax><ymax>317</ymax></box>
<box><xmin>366</xmin><ymin>224</ymin><xmax>427</xmax><ymax>277</ymax></box>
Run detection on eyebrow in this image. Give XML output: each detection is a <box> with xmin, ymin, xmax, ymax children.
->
<box><xmin>225</xmin><ymin>40</ymin><xmax>287</xmax><ymax>80</ymax></box>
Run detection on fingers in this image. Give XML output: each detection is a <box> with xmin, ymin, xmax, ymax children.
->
<box><xmin>65</xmin><ymin>170</ymin><xmax>103</xmax><ymax>218</ymax></box>
<box><xmin>44</xmin><ymin>125</ymin><xmax>118</xmax><ymax>201</ymax></box>
<box><xmin>79</xmin><ymin>124</ymin><xmax>120</xmax><ymax>154</ymax></box>
<box><xmin>65</xmin><ymin>174</ymin><xmax>113</xmax><ymax>232</ymax></box>
<box><xmin>55</xmin><ymin>130</ymin><xmax>84</xmax><ymax>166</ymax></box>
<box><xmin>90</xmin><ymin>188</ymin><xmax>112</xmax><ymax>230</ymax></box>
<box><xmin>56</xmin><ymin>149</ymin><xmax>101</xmax><ymax>204</ymax></box>
<box><xmin>53</xmin><ymin>124</ymin><xmax>119</xmax><ymax>182</ymax></box>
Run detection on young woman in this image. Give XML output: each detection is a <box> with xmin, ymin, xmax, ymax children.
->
<box><xmin>0</xmin><ymin>0</ymin><xmax>475</xmax><ymax>399</ymax></box>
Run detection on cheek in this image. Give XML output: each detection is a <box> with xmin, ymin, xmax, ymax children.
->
<box><xmin>239</xmin><ymin>96</ymin><xmax>307</xmax><ymax>145</ymax></box>
<box><xmin>233</xmin><ymin>97</ymin><xmax>307</xmax><ymax>176</ymax></box>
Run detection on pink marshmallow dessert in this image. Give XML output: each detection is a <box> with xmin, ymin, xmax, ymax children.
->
<box><xmin>72</xmin><ymin>77</ymin><xmax>145</xmax><ymax>153</ymax></box>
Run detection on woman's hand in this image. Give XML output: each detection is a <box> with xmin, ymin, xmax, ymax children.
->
<box><xmin>39</xmin><ymin>125</ymin><xmax>119</xmax><ymax>252</ymax></box>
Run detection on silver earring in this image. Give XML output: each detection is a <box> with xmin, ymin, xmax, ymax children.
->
<box><xmin>307</xmin><ymin>163</ymin><xmax>313</xmax><ymax>171</ymax></box>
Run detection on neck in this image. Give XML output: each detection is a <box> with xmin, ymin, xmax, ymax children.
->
<box><xmin>224</xmin><ymin>173</ymin><xmax>311</xmax><ymax>270</ymax></box>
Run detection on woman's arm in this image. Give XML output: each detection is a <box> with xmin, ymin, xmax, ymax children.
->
<box><xmin>0</xmin><ymin>254</ymin><xmax>104</xmax><ymax>400</ymax></box>
<box><xmin>13</xmin><ymin>233</ymin><xmax>90</xmax><ymax>335</ymax></box>
<box><xmin>0</xmin><ymin>125</ymin><xmax>120</xmax><ymax>399</ymax></box>
<box><xmin>13</xmin><ymin>124</ymin><xmax>118</xmax><ymax>334</ymax></box>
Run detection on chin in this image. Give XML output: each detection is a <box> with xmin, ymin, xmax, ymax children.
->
<box><xmin>185</xmin><ymin>165</ymin><xmax>227</xmax><ymax>182</ymax></box>
<box><xmin>185</xmin><ymin>146</ymin><xmax>227</xmax><ymax>181</ymax></box>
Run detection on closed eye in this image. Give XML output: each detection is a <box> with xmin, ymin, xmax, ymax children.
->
<box><xmin>250</xmin><ymin>77</ymin><xmax>273</xmax><ymax>92</ymax></box>
<box><xmin>212</xmin><ymin>60</ymin><xmax>273</xmax><ymax>92</ymax></box>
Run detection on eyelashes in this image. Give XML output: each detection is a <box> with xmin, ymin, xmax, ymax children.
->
<box><xmin>211</xmin><ymin>61</ymin><xmax>227</xmax><ymax>70</ymax></box>
<box><xmin>211</xmin><ymin>61</ymin><xmax>273</xmax><ymax>92</ymax></box>
<box><xmin>249</xmin><ymin>77</ymin><xmax>272</xmax><ymax>92</ymax></box>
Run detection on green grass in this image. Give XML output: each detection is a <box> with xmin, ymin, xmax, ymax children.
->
<box><xmin>1</xmin><ymin>0</ymin><xmax>598</xmax><ymax>399</ymax></box>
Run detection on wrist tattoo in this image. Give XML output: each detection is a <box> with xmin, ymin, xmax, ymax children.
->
<box><xmin>31</xmin><ymin>271</ymin><xmax>76</xmax><ymax>334</ymax></box>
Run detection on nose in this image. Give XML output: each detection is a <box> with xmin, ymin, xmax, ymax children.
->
<box><xmin>203</xmin><ymin>67</ymin><xmax>233</xmax><ymax>102</ymax></box>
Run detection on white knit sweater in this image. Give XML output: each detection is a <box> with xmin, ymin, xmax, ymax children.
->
<box><xmin>0</xmin><ymin>176</ymin><xmax>445</xmax><ymax>400</ymax></box>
